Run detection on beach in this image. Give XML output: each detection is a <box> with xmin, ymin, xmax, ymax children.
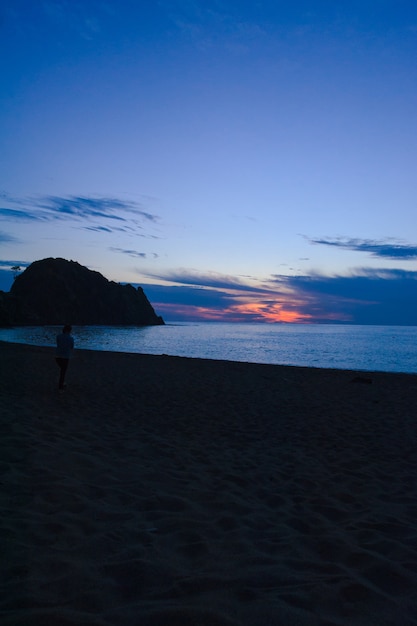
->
<box><xmin>1</xmin><ymin>340</ymin><xmax>417</xmax><ymax>625</ymax></box>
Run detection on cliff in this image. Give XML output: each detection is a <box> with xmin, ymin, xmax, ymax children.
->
<box><xmin>0</xmin><ymin>258</ymin><xmax>164</xmax><ymax>326</ymax></box>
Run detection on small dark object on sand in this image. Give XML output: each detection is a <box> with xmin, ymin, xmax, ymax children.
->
<box><xmin>351</xmin><ymin>376</ymin><xmax>373</xmax><ymax>384</ymax></box>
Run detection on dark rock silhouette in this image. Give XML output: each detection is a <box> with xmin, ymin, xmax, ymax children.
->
<box><xmin>0</xmin><ymin>291</ymin><xmax>15</xmax><ymax>327</ymax></box>
<box><xmin>0</xmin><ymin>258</ymin><xmax>164</xmax><ymax>326</ymax></box>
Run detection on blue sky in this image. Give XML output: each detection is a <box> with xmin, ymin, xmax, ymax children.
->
<box><xmin>1</xmin><ymin>0</ymin><xmax>416</xmax><ymax>323</ymax></box>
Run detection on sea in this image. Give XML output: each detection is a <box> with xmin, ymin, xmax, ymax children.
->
<box><xmin>1</xmin><ymin>322</ymin><xmax>417</xmax><ymax>374</ymax></box>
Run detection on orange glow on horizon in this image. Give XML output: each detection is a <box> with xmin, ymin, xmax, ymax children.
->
<box><xmin>154</xmin><ymin>300</ymin><xmax>315</xmax><ymax>323</ymax></box>
<box><xmin>228</xmin><ymin>302</ymin><xmax>313</xmax><ymax>323</ymax></box>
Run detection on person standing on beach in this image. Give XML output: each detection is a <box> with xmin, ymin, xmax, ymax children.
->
<box><xmin>55</xmin><ymin>325</ymin><xmax>74</xmax><ymax>390</ymax></box>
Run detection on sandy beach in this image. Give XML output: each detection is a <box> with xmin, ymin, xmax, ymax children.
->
<box><xmin>1</xmin><ymin>340</ymin><xmax>417</xmax><ymax>625</ymax></box>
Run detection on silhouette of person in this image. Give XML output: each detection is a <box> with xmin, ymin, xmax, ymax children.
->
<box><xmin>55</xmin><ymin>324</ymin><xmax>74</xmax><ymax>390</ymax></box>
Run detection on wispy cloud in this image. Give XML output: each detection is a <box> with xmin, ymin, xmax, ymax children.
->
<box><xmin>110</xmin><ymin>247</ymin><xmax>154</xmax><ymax>259</ymax></box>
<box><xmin>38</xmin><ymin>195</ymin><xmax>159</xmax><ymax>222</ymax></box>
<box><xmin>37</xmin><ymin>196</ymin><xmax>128</xmax><ymax>221</ymax></box>
<box><xmin>308</xmin><ymin>236</ymin><xmax>417</xmax><ymax>260</ymax></box>
<box><xmin>0</xmin><ymin>194</ymin><xmax>160</xmax><ymax>235</ymax></box>
<box><xmin>144</xmin><ymin>268</ymin><xmax>273</xmax><ymax>293</ymax></box>
<box><xmin>270</xmin><ymin>268</ymin><xmax>417</xmax><ymax>324</ymax></box>
<box><xmin>140</xmin><ymin>269</ymin><xmax>312</xmax><ymax>323</ymax></box>
<box><xmin>0</xmin><ymin>231</ymin><xmax>19</xmax><ymax>243</ymax></box>
<box><xmin>0</xmin><ymin>259</ymin><xmax>28</xmax><ymax>270</ymax></box>
<box><xmin>0</xmin><ymin>208</ymin><xmax>42</xmax><ymax>221</ymax></box>
<box><xmin>84</xmin><ymin>226</ymin><xmax>114</xmax><ymax>233</ymax></box>
<box><xmin>141</xmin><ymin>266</ymin><xmax>417</xmax><ymax>325</ymax></box>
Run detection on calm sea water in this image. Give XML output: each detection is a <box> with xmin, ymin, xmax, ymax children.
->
<box><xmin>1</xmin><ymin>322</ymin><xmax>417</xmax><ymax>374</ymax></box>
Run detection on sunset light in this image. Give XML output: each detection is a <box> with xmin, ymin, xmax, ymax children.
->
<box><xmin>1</xmin><ymin>1</ymin><xmax>416</xmax><ymax>324</ymax></box>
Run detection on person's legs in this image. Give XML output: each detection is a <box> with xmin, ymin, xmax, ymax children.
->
<box><xmin>55</xmin><ymin>358</ymin><xmax>69</xmax><ymax>389</ymax></box>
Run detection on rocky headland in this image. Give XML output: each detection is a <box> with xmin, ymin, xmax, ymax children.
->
<box><xmin>0</xmin><ymin>258</ymin><xmax>164</xmax><ymax>326</ymax></box>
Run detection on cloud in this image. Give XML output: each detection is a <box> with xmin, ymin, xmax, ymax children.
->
<box><xmin>143</xmin><ymin>283</ymin><xmax>235</xmax><ymax>308</ymax></box>
<box><xmin>110</xmin><ymin>247</ymin><xmax>148</xmax><ymax>259</ymax></box>
<box><xmin>0</xmin><ymin>259</ymin><xmax>28</xmax><ymax>271</ymax></box>
<box><xmin>0</xmin><ymin>194</ymin><xmax>160</xmax><ymax>234</ymax></box>
<box><xmin>0</xmin><ymin>231</ymin><xmax>18</xmax><ymax>243</ymax></box>
<box><xmin>0</xmin><ymin>208</ymin><xmax>42</xmax><ymax>221</ymax></box>
<box><xmin>139</xmin><ymin>269</ymin><xmax>311</xmax><ymax>323</ymax></box>
<box><xmin>144</xmin><ymin>269</ymin><xmax>273</xmax><ymax>294</ymax></box>
<box><xmin>271</xmin><ymin>268</ymin><xmax>417</xmax><ymax>325</ymax></box>
<box><xmin>142</xmin><ymin>283</ymin><xmax>312</xmax><ymax>323</ymax></box>
<box><xmin>137</xmin><ymin>269</ymin><xmax>286</xmax><ymax>322</ymax></box>
<box><xmin>308</xmin><ymin>236</ymin><xmax>417</xmax><ymax>260</ymax></box>
<box><xmin>84</xmin><ymin>226</ymin><xmax>114</xmax><ymax>233</ymax></box>
<box><xmin>38</xmin><ymin>196</ymin><xmax>127</xmax><ymax>221</ymax></box>
<box><xmin>38</xmin><ymin>195</ymin><xmax>159</xmax><ymax>222</ymax></box>
<box><xmin>140</xmin><ymin>266</ymin><xmax>417</xmax><ymax>325</ymax></box>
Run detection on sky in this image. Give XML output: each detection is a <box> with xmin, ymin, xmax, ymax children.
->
<box><xmin>1</xmin><ymin>0</ymin><xmax>417</xmax><ymax>324</ymax></box>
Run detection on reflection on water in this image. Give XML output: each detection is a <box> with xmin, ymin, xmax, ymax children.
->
<box><xmin>0</xmin><ymin>322</ymin><xmax>416</xmax><ymax>373</ymax></box>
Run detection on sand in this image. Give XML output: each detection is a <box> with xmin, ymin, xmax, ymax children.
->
<box><xmin>1</xmin><ymin>339</ymin><xmax>417</xmax><ymax>625</ymax></box>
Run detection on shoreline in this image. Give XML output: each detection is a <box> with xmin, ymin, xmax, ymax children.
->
<box><xmin>1</xmin><ymin>337</ymin><xmax>417</xmax><ymax>376</ymax></box>
<box><xmin>1</xmin><ymin>340</ymin><xmax>417</xmax><ymax>624</ymax></box>
<box><xmin>1</xmin><ymin>320</ymin><xmax>417</xmax><ymax>375</ymax></box>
